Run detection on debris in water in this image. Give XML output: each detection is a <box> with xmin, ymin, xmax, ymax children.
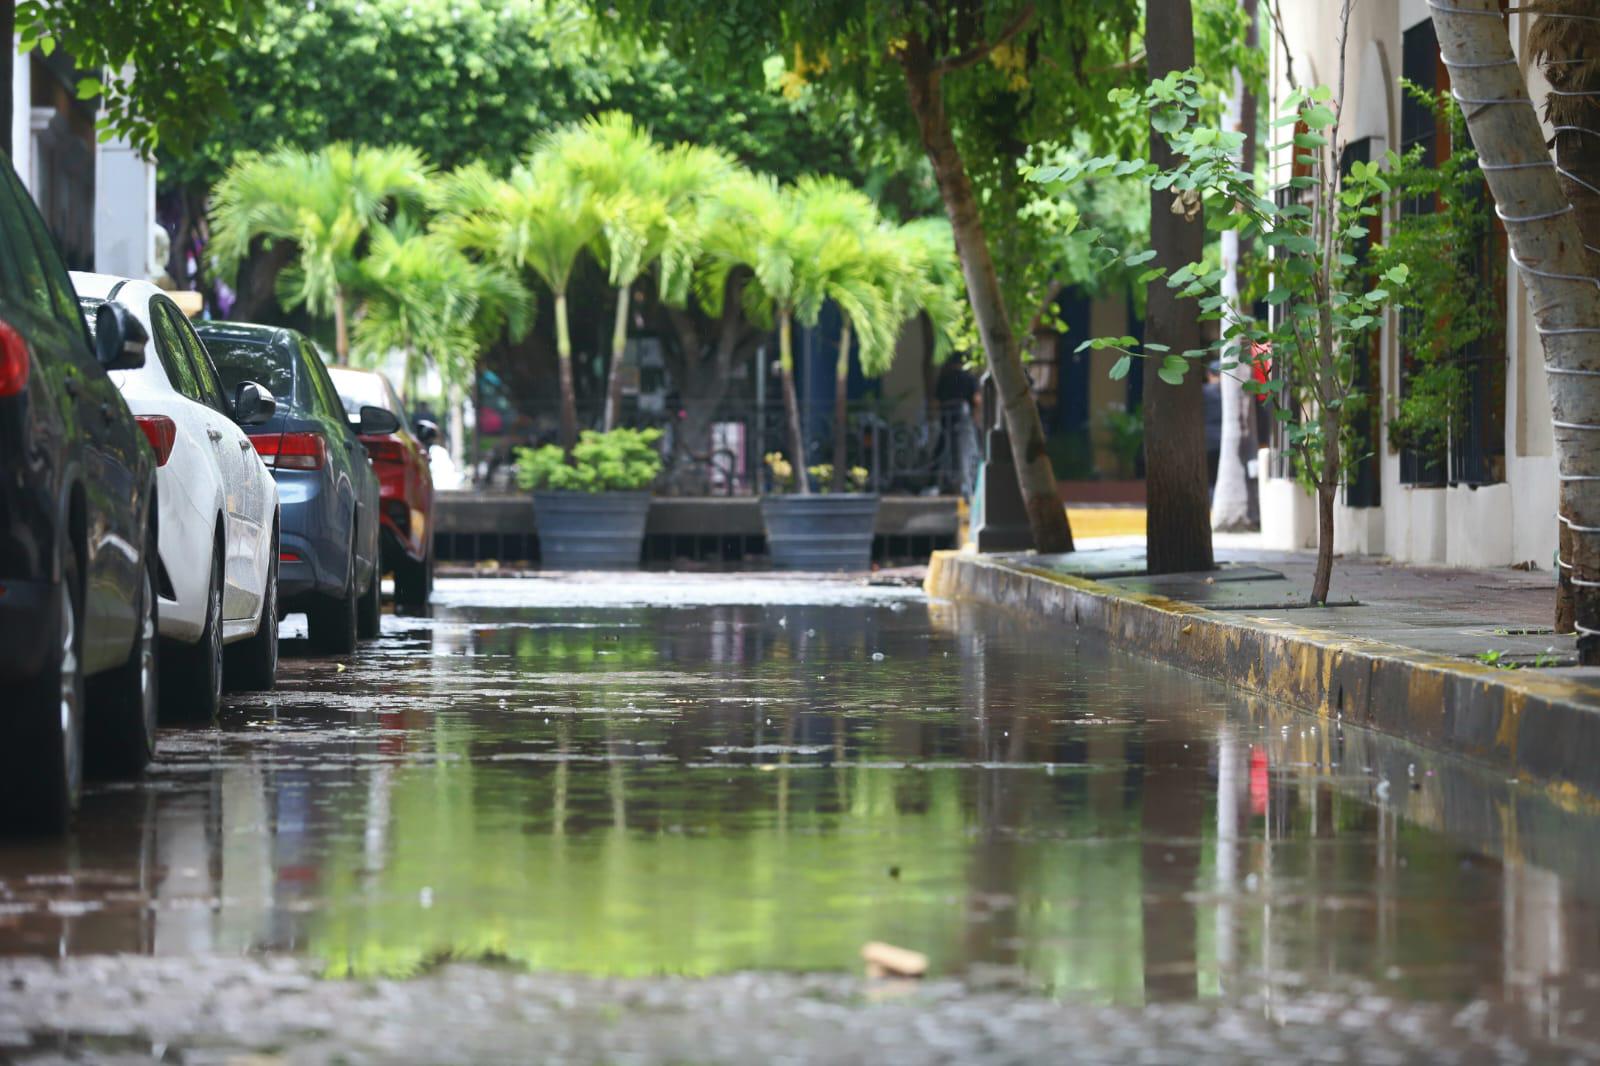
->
<box><xmin>871</xmin><ymin>652</ymin><xmax>885</xmax><ymax>662</ymax></box>
<box><xmin>862</xmin><ymin>941</ymin><xmax>928</xmax><ymax>979</ymax></box>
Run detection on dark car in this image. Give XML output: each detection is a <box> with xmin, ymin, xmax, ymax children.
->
<box><xmin>0</xmin><ymin>160</ymin><xmax>161</xmax><ymax>830</ymax></box>
<box><xmin>327</xmin><ymin>366</ymin><xmax>437</xmax><ymax>609</ymax></box>
<box><xmin>194</xmin><ymin>322</ymin><xmax>389</xmax><ymax>654</ymax></box>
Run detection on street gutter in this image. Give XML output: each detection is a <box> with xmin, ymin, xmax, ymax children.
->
<box><xmin>926</xmin><ymin>550</ymin><xmax>1600</xmax><ymax>806</ymax></box>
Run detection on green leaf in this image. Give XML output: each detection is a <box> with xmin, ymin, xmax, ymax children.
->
<box><xmin>1302</xmin><ymin>104</ymin><xmax>1337</xmax><ymax>129</ymax></box>
<box><xmin>1109</xmin><ymin>355</ymin><xmax>1132</xmax><ymax>381</ymax></box>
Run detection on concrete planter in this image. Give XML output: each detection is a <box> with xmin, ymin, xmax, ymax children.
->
<box><xmin>760</xmin><ymin>494</ymin><xmax>880</xmax><ymax>572</ymax></box>
<box><xmin>533</xmin><ymin>490</ymin><xmax>652</xmax><ymax>570</ymax></box>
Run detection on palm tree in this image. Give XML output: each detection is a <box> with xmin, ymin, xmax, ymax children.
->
<box><xmin>544</xmin><ymin>112</ymin><xmax>736</xmax><ymax>429</ymax></box>
<box><xmin>434</xmin><ymin>157</ymin><xmax>600</xmax><ymax>452</ymax></box>
<box><xmin>823</xmin><ymin>218</ymin><xmax>964</xmax><ymax>491</ymax></box>
<box><xmin>209</xmin><ymin>143</ymin><xmax>433</xmax><ymax>359</ymax></box>
<box><xmin>351</xmin><ymin>221</ymin><xmax>532</xmax><ymax>399</ymax></box>
<box><xmin>697</xmin><ymin>175</ymin><xmax>877</xmax><ymax>494</ymax></box>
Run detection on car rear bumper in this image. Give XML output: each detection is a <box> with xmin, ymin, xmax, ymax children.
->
<box><xmin>0</xmin><ymin>577</ymin><xmax>58</xmax><ymax>682</ymax></box>
<box><xmin>276</xmin><ymin>473</ymin><xmax>346</xmax><ymax>604</ymax></box>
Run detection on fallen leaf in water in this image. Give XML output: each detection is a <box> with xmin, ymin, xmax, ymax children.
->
<box><xmin>862</xmin><ymin>941</ymin><xmax>928</xmax><ymax>979</ymax></box>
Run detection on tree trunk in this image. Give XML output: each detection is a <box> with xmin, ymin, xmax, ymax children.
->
<box><xmin>899</xmin><ymin>35</ymin><xmax>1072</xmax><ymax>553</ymax></box>
<box><xmin>1213</xmin><ymin>0</ymin><xmax>1260</xmax><ymax>533</ymax></box>
<box><xmin>1530</xmin><ymin>4</ymin><xmax>1600</xmax><ymax>635</ymax></box>
<box><xmin>603</xmin><ymin>283</ymin><xmax>629</xmax><ymax>431</ymax></box>
<box><xmin>1144</xmin><ymin>0</ymin><xmax>1216</xmax><ymax>575</ymax></box>
<box><xmin>1434</xmin><ymin>1</ymin><xmax>1600</xmax><ymax>660</ymax></box>
<box><xmin>231</xmin><ymin>239</ymin><xmax>294</xmax><ymax>323</ymax></box>
<box><xmin>333</xmin><ymin>287</ymin><xmax>350</xmax><ymax>361</ymax></box>
<box><xmin>2</xmin><ymin>0</ymin><xmax>14</xmax><ymax>160</ymax></box>
<box><xmin>554</xmin><ymin>290</ymin><xmax>578</xmax><ymax>453</ymax></box>
<box><xmin>1311</xmin><ymin>411</ymin><xmax>1341</xmax><ymax>604</ymax></box>
<box><xmin>831</xmin><ymin>321</ymin><xmax>853</xmax><ymax>492</ymax></box>
<box><xmin>778</xmin><ymin>309</ymin><xmax>809</xmax><ymax>495</ymax></box>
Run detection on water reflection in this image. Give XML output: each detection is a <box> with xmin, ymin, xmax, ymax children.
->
<box><xmin>1</xmin><ymin>585</ymin><xmax>1598</xmax><ymax>1031</ymax></box>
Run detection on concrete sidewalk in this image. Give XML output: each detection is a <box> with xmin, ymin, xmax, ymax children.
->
<box><xmin>1057</xmin><ymin>544</ymin><xmax>1570</xmax><ymax>665</ymax></box>
<box><xmin>926</xmin><ymin>545</ymin><xmax>1600</xmax><ymax>799</ymax></box>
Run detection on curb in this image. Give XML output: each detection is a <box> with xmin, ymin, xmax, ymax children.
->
<box><xmin>925</xmin><ymin>550</ymin><xmax>1600</xmax><ymax>802</ymax></box>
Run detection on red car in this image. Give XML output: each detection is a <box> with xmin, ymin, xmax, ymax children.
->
<box><xmin>328</xmin><ymin>366</ymin><xmax>437</xmax><ymax>608</ymax></box>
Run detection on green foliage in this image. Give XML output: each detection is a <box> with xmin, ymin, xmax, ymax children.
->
<box><xmin>1035</xmin><ymin>71</ymin><xmax>1408</xmax><ymax>502</ymax></box>
<box><xmin>516</xmin><ymin>428</ymin><xmax>665</xmax><ymax>492</ymax></box>
<box><xmin>161</xmin><ymin>0</ymin><xmax>872</xmax><ymax>191</ymax></box>
<box><xmin>16</xmin><ymin>0</ymin><xmax>256</xmax><ymax>157</ymax></box>
<box><xmin>1373</xmin><ymin>85</ymin><xmax>1501</xmax><ymax>471</ymax></box>
<box><xmin>351</xmin><ymin>222</ymin><xmax>532</xmax><ymax>389</ymax></box>
<box><xmin>434</xmin><ymin>157</ymin><xmax>601</xmax><ymax>301</ymax></box>
<box><xmin>590</xmin><ymin>0</ymin><xmax>1258</xmax><ymax>341</ymax></box>
<box><xmin>210</xmin><ymin>142</ymin><xmax>434</xmax><ymax>318</ymax></box>
<box><xmin>1099</xmin><ymin>405</ymin><xmax>1145</xmax><ymax>479</ymax></box>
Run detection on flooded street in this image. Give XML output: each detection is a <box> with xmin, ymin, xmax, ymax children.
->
<box><xmin>5</xmin><ymin>574</ymin><xmax>1600</xmax><ymax>1063</ymax></box>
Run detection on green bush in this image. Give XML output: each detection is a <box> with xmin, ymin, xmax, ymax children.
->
<box><xmin>515</xmin><ymin>428</ymin><xmax>664</xmax><ymax>492</ymax></box>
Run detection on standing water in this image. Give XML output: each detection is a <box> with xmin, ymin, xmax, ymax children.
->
<box><xmin>2</xmin><ymin>573</ymin><xmax>1599</xmax><ymax>1061</ymax></box>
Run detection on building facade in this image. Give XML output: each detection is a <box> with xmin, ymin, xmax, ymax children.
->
<box><xmin>1262</xmin><ymin>1</ymin><xmax>1558</xmax><ymax>570</ymax></box>
<box><xmin>9</xmin><ymin>37</ymin><xmax>160</xmax><ymax>282</ymax></box>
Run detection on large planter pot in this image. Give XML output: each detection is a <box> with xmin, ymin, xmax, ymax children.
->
<box><xmin>533</xmin><ymin>490</ymin><xmax>652</xmax><ymax>570</ymax></box>
<box><xmin>761</xmin><ymin>494</ymin><xmax>880</xmax><ymax>572</ymax></box>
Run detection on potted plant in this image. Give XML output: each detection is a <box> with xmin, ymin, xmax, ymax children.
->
<box><xmin>515</xmin><ymin>427</ymin><xmax>663</xmax><ymax>570</ymax></box>
<box><xmin>760</xmin><ymin>457</ymin><xmax>880</xmax><ymax>571</ymax></box>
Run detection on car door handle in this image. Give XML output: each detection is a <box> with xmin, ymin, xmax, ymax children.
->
<box><xmin>207</xmin><ymin>428</ymin><xmax>223</xmax><ymax>442</ymax></box>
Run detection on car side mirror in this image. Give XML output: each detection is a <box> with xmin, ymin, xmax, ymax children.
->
<box><xmin>356</xmin><ymin>404</ymin><xmax>401</xmax><ymax>436</ymax></box>
<box><xmin>94</xmin><ymin>302</ymin><xmax>147</xmax><ymax>371</ymax></box>
<box><xmin>233</xmin><ymin>381</ymin><xmax>277</xmax><ymax>426</ymax></box>
<box><xmin>414</xmin><ymin>418</ymin><xmax>440</xmax><ymax>447</ymax></box>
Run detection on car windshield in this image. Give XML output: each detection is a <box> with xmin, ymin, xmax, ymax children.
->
<box><xmin>328</xmin><ymin>368</ymin><xmax>388</xmax><ymax>418</ymax></box>
<box><xmin>329</xmin><ymin>366</ymin><xmax>411</xmax><ymax>433</ymax></box>
<box><xmin>202</xmin><ymin>337</ymin><xmax>303</xmax><ymax>408</ymax></box>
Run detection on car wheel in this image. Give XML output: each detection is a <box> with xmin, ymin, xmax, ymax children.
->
<box><xmin>394</xmin><ymin>543</ymin><xmax>432</xmax><ymax>611</ymax></box>
<box><xmin>2</xmin><ymin>544</ymin><xmax>85</xmax><ymax>832</ymax></box>
<box><xmin>87</xmin><ymin>537</ymin><xmax>159</xmax><ymax>777</ymax></box>
<box><xmin>357</xmin><ymin>556</ymin><xmax>381</xmax><ymax>640</ymax></box>
<box><xmin>163</xmin><ymin>547</ymin><xmax>224</xmax><ymax>723</ymax></box>
<box><xmin>307</xmin><ymin>537</ymin><xmax>358</xmax><ymax>655</ymax></box>
<box><xmin>225</xmin><ymin>535</ymin><xmax>278</xmax><ymax>692</ymax></box>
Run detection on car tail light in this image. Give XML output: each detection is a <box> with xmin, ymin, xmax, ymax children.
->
<box><xmin>134</xmin><ymin>415</ymin><xmax>177</xmax><ymax>466</ymax></box>
<box><xmin>0</xmin><ymin>319</ymin><xmax>29</xmax><ymax>397</ymax></box>
<box><xmin>280</xmin><ymin>551</ymin><xmax>301</xmax><ymax>563</ymax></box>
<box><xmin>252</xmin><ymin>431</ymin><xmax>326</xmax><ymax>470</ymax></box>
<box><xmin>363</xmin><ymin>438</ymin><xmax>407</xmax><ymax>464</ymax></box>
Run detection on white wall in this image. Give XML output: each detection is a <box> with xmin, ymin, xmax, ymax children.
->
<box><xmin>1261</xmin><ymin>0</ymin><xmax>1558</xmax><ymax>572</ymax></box>
<box><xmin>10</xmin><ymin>36</ymin><xmax>30</xmax><ymax>193</ymax></box>
<box><xmin>94</xmin><ymin>137</ymin><xmax>156</xmax><ymax>279</ymax></box>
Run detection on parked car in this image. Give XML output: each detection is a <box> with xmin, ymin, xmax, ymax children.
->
<box><xmin>194</xmin><ymin>322</ymin><xmax>388</xmax><ymax>653</ymax></box>
<box><xmin>327</xmin><ymin>366</ymin><xmax>437</xmax><ymax>608</ymax></box>
<box><xmin>0</xmin><ymin>163</ymin><xmax>160</xmax><ymax>830</ymax></box>
<box><xmin>72</xmin><ymin>273</ymin><xmax>282</xmax><ymax>720</ymax></box>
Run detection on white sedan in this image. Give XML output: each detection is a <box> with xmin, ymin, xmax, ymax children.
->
<box><xmin>72</xmin><ymin>273</ymin><xmax>282</xmax><ymax>720</ymax></box>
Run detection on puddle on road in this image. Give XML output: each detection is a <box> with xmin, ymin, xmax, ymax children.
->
<box><xmin>2</xmin><ymin>575</ymin><xmax>1599</xmax><ymax>1020</ymax></box>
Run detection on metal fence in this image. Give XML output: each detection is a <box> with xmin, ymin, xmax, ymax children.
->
<box><xmin>647</xmin><ymin>399</ymin><xmax>975</xmax><ymax>497</ymax></box>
